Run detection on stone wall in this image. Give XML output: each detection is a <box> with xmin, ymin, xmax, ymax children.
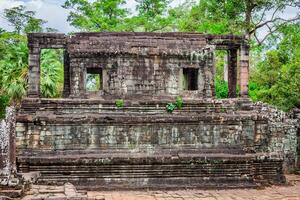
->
<box><xmin>252</xmin><ymin>103</ymin><xmax>299</xmax><ymax>172</ymax></box>
<box><xmin>66</xmin><ymin>32</ymin><xmax>217</xmax><ymax>98</ymax></box>
<box><xmin>16</xmin><ymin>98</ymin><xmax>254</xmax><ymax>153</ymax></box>
<box><xmin>27</xmin><ymin>32</ymin><xmax>247</xmax><ymax>99</ymax></box>
<box><xmin>70</xmin><ymin>54</ymin><xmax>214</xmax><ymax>98</ymax></box>
<box><xmin>15</xmin><ymin>98</ymin><xmax>294</xmax><ymax>188</ymax></box>
<box><xmin>15</xmin><ymin>98</ymin><xmax>300</xmax><ymax>172</ymax></box>
<box><xmin>293</xmin><ymin>108</ymin><xmax>300</xmax><ymax>170</ymax></box>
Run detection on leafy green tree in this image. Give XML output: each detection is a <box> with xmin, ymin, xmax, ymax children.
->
<box><xmin>250</xmin><ymin>24</ymin><xmax>300</xmax><ymax>110</ymax></box>
<box><xmin>24</xmin><ymin>17</ymin><xmax>45</xmax><ymax>33</ymax></box>
<box><xmin>63</xmin><ymin>0</ymin><xmax>128</xmax><ymax>31</ymax></box>
<box><xmin>175</xmin><ymin>0</ymin><xmax>244</xmax><ymax>34</ymax></box>
<box><xmin>129</xmin><ymin>0</ymin><xmax>172</xmax><ymax>31</ymax></box>
<box><xmin>174</xmin><ymin>0</ymin><xmax>299</xmax><ymax>43</ymax></box>
<box><xmin>4</xmin><ymin>5</ymin><xmax>46</xmax><ymax>34</ymax></box>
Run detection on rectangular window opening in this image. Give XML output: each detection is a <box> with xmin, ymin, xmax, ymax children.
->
<box><xmin>86</xmin><ymin>68</ymin><xmax>103</xmax><ymax>92</ymax></box>
<box><xmin>183</xmin><ymin>68</ymin><xmax>198</xmax><ymax>91</ymax></box>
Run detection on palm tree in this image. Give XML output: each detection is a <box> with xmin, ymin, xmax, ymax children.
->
<box><xmin>0</xmin><ymin>33</ymin><xmax>64</xmax><ymax>103</ymax></box>
<box><xmin>40</xmin><ymin>49</ymin><xmax>64</xmax><ymax>98</ymax></box>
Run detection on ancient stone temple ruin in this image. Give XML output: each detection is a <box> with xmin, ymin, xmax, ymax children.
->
<box><xmin>11</xmin><ymin>32</ymin><xmax>300</xmax><ymax>189</ymax></box>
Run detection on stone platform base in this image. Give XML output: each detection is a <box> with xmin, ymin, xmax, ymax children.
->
<box><xmin>0</xmin><ymin>172</ymin><xmax>40</xmax><ymax>198</ymax></box>
<box><xmin>17</xmin><ymin>150</ymin><xmax>285</xmax><ymax>190</ymax></box>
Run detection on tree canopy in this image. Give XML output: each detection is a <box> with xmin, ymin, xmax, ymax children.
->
<box><xmin>4</xmin><ymin>5</ymin><xmax>46</xmax><ymax>34</ymax></box>
<box><xmin>63</xmin><ymin>0</ymin><xmax>128</xmax><ymax>31</ymax></box>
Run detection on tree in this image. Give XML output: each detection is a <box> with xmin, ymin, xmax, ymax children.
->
<box><xmin>4</xmin><ymin>5</ymin><xmax>46</xmax><ymax>34</ymax></box>
<box><xmin>63</xmin><ymin>0</ymin><xmax>128</xmax><ymax>31</ymax></box>
<box><xmin>40</xmin><ymin>49</ymin><xmax>64</xmax><ymax>98</ymax></box>
<box><xmin>0</xmin><ymin>6</ymin><xmax>63</xmax><ymax>102</ymax></box>
<box><xmin>0</xmin><ymin>34</ymin><xmax>28</xmax><ymax>102</ymax></box>
<box><xmin>0</xmin><ymin>28</ymin><xmax>6</xmax><ymax>34</ymax></box>
<box><xmin>174</xmin><ymin>0</ymin><xmax>300</xmax><ymax>43</ymax></box>
<box><xmin>250</xmin><ymin>24</ymin><xmax>300</xmax><ymax>110</ymax></box>
<box><xmin>24</xmin><ymin>17</ymin><xmax>45</xmax><ymax>33</ymax></box>
<box><xmin>0</xmin><ymin>33</ymin><xmax>65</xmax><ymax>101</ymax></box>
<box><xmin>130</xmin><ymin>0</ymin><xmax>172</xmax><ymax>31</ymax></box>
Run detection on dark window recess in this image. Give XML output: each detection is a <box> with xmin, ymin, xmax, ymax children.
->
<box><xmin>86</xmin><ymin>68</ymin><xmax>103</xmax><ymax>91</ymax></box>
<box><xmin>183</xmin><ymin>68</ymin><xmax>198</xmax><ymax>90</ymax></box>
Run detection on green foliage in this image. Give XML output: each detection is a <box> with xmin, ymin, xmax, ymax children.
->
<box><xmin>166</xmin><ymin>96</ymin><xmax>184</xmax><ymax>113</ymax></box>
<box><xmin>4</xmin><ymin>5</ymin><xmax>46</xmax><ymax>34</ymax></box>
<box><xmin>172</xmin><ymin>0</ymin><xmax>299</xmax><ymax>44</ymax></box>
<box><xmin>248</xmin><ymin>81</ymin><xmax>259</xmax><ymax>101</ymax></box>
<box><xmin>63</xmin><ymin>0</ymin><xmax>128</xmax><ymax>31</ymax></box>
<box><xmin>63</xmin><ymin>0</ymin><xmax>174</xmax><ymax>32</ymax></box>
<box><xmin>0</xmin><ymin>95</ymin><xmax>10</xmax><ymax>119</ymax></box>
<box><xmin>215</xmin><ymin>78</ymin><xmax>228</xmax><ymax>99</ymax></box>
<box><xmin>0</xmin><ymin>6</ymin><xmax>61</xmax><ymax>103</ymax></box>
<box><xmin>0</xmin><ymin>33</ymin><xmax>28</xmax><ymax>102</ymax></box>
<box><xmin>40</xmin><ymin>49</ymin><xmax>64</xmax><ymax>98</ymax></box>
<box><xmin>166</xmin><ymin>102</ymin><xmax>176</xmax><ymax>113</ymax></box>
<box><xmin>128</xmin><ymin>0</ymin><xmax>172</xmax><ymax>32</ymax></box>
<box><xmin>173</xmin><ymin>0</ymin><xmax>244</xmax><ymax>34</ymax></box>
<box><xmin>0</xmin><ymin>32</ymin><xmax>64</xmax><ymax>102</ymax></box>
<box><xmin>175</xmin><ymin>96</ymin><xmax>183</xmax><ymax>109</ymax></box>
<box><xmin>250</xmin><ymin>24</ymin><xmax>300</xmax><ymax>111</ymax></box>
<box><xmin>115</xmin><ymin>99</ymin><xmax>124</xmax><ymax>108</ymax></box>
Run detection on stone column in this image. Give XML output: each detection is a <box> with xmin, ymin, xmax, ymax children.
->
<box><xmin>239</xmin><ymin>43</ymin><xmax>250</xmax><ymax>97</ymax></box>
<box><xmin>223</xmin><ymin>53</ymin><xmax>228</xmax><ymax>82</ymax></box>
<box><xmin>228</xmin><ymin>49</ymin><xmax>238</xmax><ymax>98</ymax></box>
<box><xmin>27</xmin><ymin>47</ymin><xmax>40</xmax><ymax>98</ymax></box>
<box><xmin>63</xmin><ymin>51</ymin><xmax>70</xmax><ymax>98</ymax></box>
<box><xmin>206</xmin><ymin>51</ymin><xmax>215</xmax><ymax>98</ymax></box>
<box><xmin>69</xmin><ymin>59</ymin><xmax>84</xmax><ymax>98</ymax></box>
<box><xmin>0</xmin><ymin>107</ymin><xmax>16</xmax><ymax>186</ymax></box>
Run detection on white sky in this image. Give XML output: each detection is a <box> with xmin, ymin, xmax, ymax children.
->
<box><xmin>0</xmin><ymin>0</ymin><xmax>298</xmax><ymax>34</ymax></box>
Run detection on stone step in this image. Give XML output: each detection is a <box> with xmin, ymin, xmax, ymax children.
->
<box><xmin>17</xmin><ymin>152</ymin><xmax>259</xmax><ymax>189</ymax></box>
<box><xmin>18</xmin><ymin>98</ymin><xmax>254</xmax><ymax>115</ymax></box>
<box><xmin>37</xmin><ymin>177</ymin><xmax>258</xmax><ymax>190</ymax></box>
<box><xmin>0</xmin><ymin>189</ymin><xmax>23</xmax><ymax>198</ymax></box>
<box><xmin>17</xmin><ymin>152</ymin><xmax>285</xmax><ymax>189</ymax></box>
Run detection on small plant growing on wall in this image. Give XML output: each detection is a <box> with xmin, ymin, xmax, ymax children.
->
<box><xmin>166</xmin><ymin>103</ymin><xmax>176</xmax><ymax>113</ymax></box>
<box><xmin>0</xmin><ymin>95</ymin><xmax>9</xmax><ymax>119</ymax></box>
<box><xmin>115</xmin><ymin>99</ymin><xmax>124</xmax><ymax>108</ymax></box>
<box><xmin>166</xmin><ymin>96</ymin><xmax>184</xmax><ymax>113</ymax></box>
<box><xmin>175</xmin><ymin>96</ymin><xmax>183</xmax><ymax>109</ymax></box>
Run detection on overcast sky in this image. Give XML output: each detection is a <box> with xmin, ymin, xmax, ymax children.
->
<box><xmin>0</xmin><ymin>0</ymin><xmax>298</xmax><ymax>34</ymax></box>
